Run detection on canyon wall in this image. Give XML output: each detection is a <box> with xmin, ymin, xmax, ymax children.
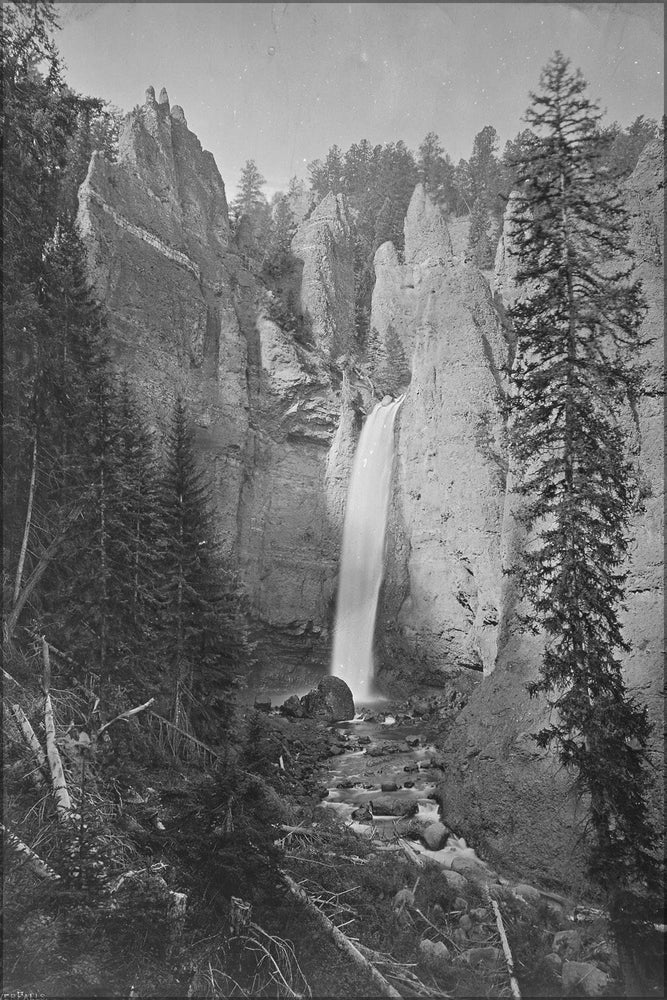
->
<box><xmin>373</xmin><ymin>186</ymin><xmax>510</xmax><ymax>681</ymax></box>
<box><xmin>78</xmin><ymin>88</ymin><xmax>350</xmax><ymax>685</ymax></box>
<box><xmin>79</xmin><ymin>93</ymin><xmax>662</xmax><ymax>887</ymax></box>
<box><xmin>434</xmin><ymin>140</ymin><xmax>665</xmax><ymax>887</ymax></box>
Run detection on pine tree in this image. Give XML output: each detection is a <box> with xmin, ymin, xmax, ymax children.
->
<box><xmin>57</xmin><ymin>97</ymin><xmax>123</xmax><ymax>221</ymax></box>
<box><xmin>374</xmin><ymin>141</ymin><xmax>418</xmax><ymax>252</ymax></box>
<box><xmin>157</xmin><ymin>397</ymin><xmax>243</xmax><ymax>739</ymax></box>
<box><xmin>111</xmin><ymin>379</ymin><xmax>166</xmax><ymax>687</ymax></box>
<box><xmin>231</xmin><ymin>159</ymin><xmax>267</xmax><ymax>217</ymax></box>
<box><xmin>452</xmin><ymin>158</ymin><xmax>474</xmax><ymax>215</ymax></box>
<box><xmin>507</xmin><ymin>51</ymin><xmax>662</xmax><ymax>989</ymax></box>
<box><xmin>261</xmin><ymin>194</ymin><xmax>297</xmax><ymax>279</ymax></box>
<box><xmin>2</xmin><ymin>1</ymin><xmax>82</xmax><ymax>584</ymax></box>
<box><xmin>468</xmin><ymin>124</ymin><xmax>502</xmax><ymax>218</ymax></box>
<box><xmin>417</xmin><ymin>132</ymin><xmax>455</xmax><ymax>212</ymax></box>
<box><xmin>601</xmin><ymin>115</ymin><xmax>659</xmax><ymax>180</ymax></box>
<box><xmin>467</xmin><ymin>196</ymin><xmax>494</xmax><ymax>269</ymax></box>
<box><xmin>230</xmin><ymin>159</ymin><xmax>269</xmax><ymax>253</ymax></box>
<box><xmin>5</xmin><ymin>221</ymin><xmax>110</xmax><ymax>647</ymax></box>
<box><xmin>307</xmin><ymin>144</ymin><xmax>344</xmax><ymax>200</ymax></box>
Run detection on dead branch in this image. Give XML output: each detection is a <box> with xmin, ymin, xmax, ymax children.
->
<box><xmin>148</xmin><ymin>710</ymin><xmax>221</xmax><ymax>762</ymax></box>
<box><xmin>97</xmin><ymin>697</ymin><xmax>155</xmax><ymax>736</ymax></box>
<box><xmin>42</xmin><ymin>639</ymin><xmax>79</xmax><ymax>824</ymax></box>
<box><xmin>43</xmin><ymin>641</ymin><xmax>77</xmax><ymax>667</ymax></box>
<box><xmin>279</xmin><ymin>823</ymin><xmax>317</xmax><ymax>839</ymax></box>
<box><xmin>282</xmin><ymin>871</ymin><xmax>403</xmax><ymax>998</ymax></box>
<box><xmin>9</xmin><ymin>702</ymin><xmax>48</xmax><ymax>788</ymax></box>
<box><xmin>486</xmin><ymin>887</ymin><xmax>522</xmax><ymax>999</ymax></box>
<box><xmin>2</xmin><ymin>822</ymin><xmax>60</xmax><ymax>881</ymax></box>
<box><xmin>3</xmin><ymin>667</ymin><xmax>23</xmax><ymax>687</ymax></box>
<box><xmin>356</xmin><ymin>942</ymin><xmax>438</xmax><ymax>997</ymax></box>
<box><xmin>398</xmin><ymin>837</ymin><xmax>425</xmax><ymax>867</ymax></box>
<box><xmin>13</xmin><ymin>435</ymin><xmax>38</xmax><ymax>607</ymax></box>
<box><xmin>5</xmin><ymin>502</ymin><xmax>85</xmax><ymax>640</ymax></box>
<box><xmin>410</xmin><ymin>904</ymin><xmax>461</xmax><ymax>952</ymax></box>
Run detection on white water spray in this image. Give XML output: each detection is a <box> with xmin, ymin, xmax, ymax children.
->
<box><xmin>331</xmin><ymin>395</ymin><xmax>404</xmax><ymax>701</ymax></box>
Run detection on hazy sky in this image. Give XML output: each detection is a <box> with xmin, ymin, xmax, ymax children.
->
<box><xmin>54</xmin><ymin>2</ymin><xmax>664</xmax><ymax>200</ymax></box>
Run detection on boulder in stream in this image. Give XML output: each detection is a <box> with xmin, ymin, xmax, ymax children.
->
<box><xmin>423</xmin><ymin>821</ymin><xmax>449</xmax><ymax>850</ymax></box>
<box><xmin>300</xmin><ymin>676</ymin><xmax>355</xmax><ymax>722</ymax></box>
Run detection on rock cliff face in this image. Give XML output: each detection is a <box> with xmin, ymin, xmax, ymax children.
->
<box><xmin>373</xmin><ymin>186</ymin><xmax>509</xmax><ymax>680</ymax></box>
<box><xmin>291</xmin><ymin>192</ymin><xmax>356</xmax><ymax>359</ymax></box>
<box><xmin>434</xmin><ymin>140</ymin><xmax>665</xmax><ymax>888</ymax></box>
<box><xmin>79</xmin><ymin>95</ymin><xmax>662</xmax><ymax>887</ymax></box>
<box><xmin>78</xmin><ymin>89</ymin><xmax>349</xmax><ymax>684</ymax></box>
<box><xmin>78</xmin><ymin>87</ymin><xmax>247</xmax><ymax>560</ymax></box>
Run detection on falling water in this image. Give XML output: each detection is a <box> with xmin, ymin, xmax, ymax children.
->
<box><xmin>331</xmin><ymin>395</ymin><xmax>405</xmax><ymax>701</ymax></box>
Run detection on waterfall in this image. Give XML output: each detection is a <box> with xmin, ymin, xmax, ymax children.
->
<box><xmin>331</xmin><ymin>395</ymin><xmax>404</xmax><ymax>701</ymax></box>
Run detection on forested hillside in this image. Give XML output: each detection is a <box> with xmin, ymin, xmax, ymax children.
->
<box><xmin>231</xmin><ymin>112</ymin><xmax>659</xmax><ymax>339</ymax></box>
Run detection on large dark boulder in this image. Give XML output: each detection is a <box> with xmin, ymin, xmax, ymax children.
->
<box><xmin>300</xmin><ymin>676</ymin><xmax>355</xmax><ymax>722</ymax></box>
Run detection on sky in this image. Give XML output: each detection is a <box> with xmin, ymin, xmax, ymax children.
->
<box><xmin>54</xmin><ymin>2</ymin><xmax>664</xmax><ymax>201</ymax></box>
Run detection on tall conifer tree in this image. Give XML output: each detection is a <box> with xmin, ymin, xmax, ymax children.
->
<box><xmin>507</xmin><ymin>51</ymin><xmax>662</xmax><ymax>989</ymax></box>
<box><xmin>157</xmin><ymin>398</ymin><xmax>243</xmax><ymax>737</ymax></box>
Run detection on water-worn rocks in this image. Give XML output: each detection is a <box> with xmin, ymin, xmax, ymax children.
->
<box><xmin>419</xmin><ymin>938</ymin><xmax>450</xmax><ymax>971</ymax></box>
<box><xmin>459</xmin><ymin>946</ymin><xmax>501</xmax><ymax>968</ymax></box>
<box><xmin>561</xmin><ymin>960</ymin><xmax>610</xmax><ymax>997</ymax></box>
<box><xmin>422</xmin><ymin>821</ymin><xmax>449</xmax><ymax>851</ymax></box>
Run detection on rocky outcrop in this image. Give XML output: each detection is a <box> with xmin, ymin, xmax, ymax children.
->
<box><xmin>77</xmin><ymin>89</ymin><xmax>347</xmax><ymax>685</ymax></box>
<box><xmin>435</xmin><ymin>140</ymin><xmax>665</xmax><ymax>889</ymax></box>
<box><xmin>291</xmin><ymin>192</ymin><xmax>356</xmax><ymax>359</ymax></box>
<box><xmin>78</xmin><ymin>87</ymin><xmax>248</xmax><ymax>562</ymax></box>
<box><xmin>374</xmin><ymin>185</ymin><xmax>509</xmax><ymax>679</ymax></box>
<box><xmin>621</xmin><ymin>138</ymin><xmax>664</xmax><ymax>734</ymax></box>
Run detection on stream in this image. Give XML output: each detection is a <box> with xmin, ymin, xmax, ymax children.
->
<box><xmin>318</xmin><ymin>707</ymin><xmax>496</xmax><ymax>878</ymax></box>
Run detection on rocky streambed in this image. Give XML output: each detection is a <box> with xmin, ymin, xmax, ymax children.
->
<box><xmin>272</xmin><ymin>693</ymin><xmax>635</xmax><ymax>998</ymax></box>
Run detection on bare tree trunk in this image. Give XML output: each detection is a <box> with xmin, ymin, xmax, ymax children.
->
<box><xmin>9</xmin><ymin>702</ymin><xmax>47</xmax><ymax>788</ymax></box>
<box><xmin>5</xmin><ymin>502</ymin><xmax>84</xmax><ymax>640</ymax></box>
<box><xmin>13</xmin><ymin>434</ymin><xmax>38</xmax><ymax>606</ymax></box>
<box><xmin>42</xmin><ymin>638</ymin><xmax>79</xmax><ymax>824</ymax></box>
<box><xmin>486</xmin><ymin>889</ymin><xmax>522</xmax><ymax>999</ymax></box>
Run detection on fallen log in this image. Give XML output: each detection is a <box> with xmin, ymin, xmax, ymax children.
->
<box><xmin>9</xmin><ymin>702</ymin><xmax>48</xmax><ymax>788</ymax></box>
<box><xmin>2</xmin><ymin>823</ymin><xmax>60</xmax><ymax>881</ymax></box>
<box><xmin>12</xmin><ymin>434</ymin><xmax>38</xmax><ymax>608</ymax></box>
<box><xmin>42</xmin><ymin>638</ymin><xmax>79</xmax><ymax>825</ymax></box>
<box><xmin>97</xmin><ymin>697</ymin><xmax>155</xmax><ymax>736</ymax></box>
<box><xmin>486</xmin><ymin>886</ymin><xmax>522</xmax><ymax>999</ymax></box>
<box><xmin>282</xmin><ymin>871</ymin><xmax>403</xmax><ymax>998</ymax></box>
